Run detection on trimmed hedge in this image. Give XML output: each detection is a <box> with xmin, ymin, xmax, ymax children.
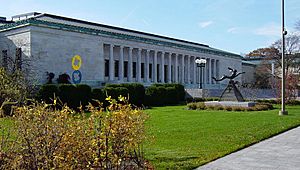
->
<box><xmin>106</xmin><ymin>83</ymin><xmax>145</xmax><ymax>106</ymax></box>
<box><xmin>153</xmin><ymin>83</ymin><xmax>185</xmax><ymax>102</ymax></box>
<box><xmin>37</xmin><ymin>84</ymin><xmax>59</xmax><ymax>103</ymax></box>
<box><xmin>103</xmin><ymin>87</ymin><xmax>129</xmax><ymax>99</ymax></box>
<box><xmin>58</xmin><ymin>84</ymin><xmax>78</xmax><ymax>109</ymax></box>
<box><xmin>38</xmin><ymin>83</ymin><xmax>185</xmax><ymax>108</ymax></box>
<box><xmin>76</xmin><ymin>84</ymin><xmax>92</xmax><ymax>108</ymax></box>
<box><xmin>187</xmin><ymin>102</ymin><xmax>274</xmax><ymax>111</ymax></box>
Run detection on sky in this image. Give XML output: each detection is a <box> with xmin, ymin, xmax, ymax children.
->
<box><xmin>0</xmin><ymin>0</ymin><xmax>300</xmax><ymax>55</ymax></box>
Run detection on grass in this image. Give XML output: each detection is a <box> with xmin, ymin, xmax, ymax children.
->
<box><xmin>1</xmin><ymin>105</ymin><xmax>300</xmax><ymax>169</ymax></box>
<box><xmin>143</xmin><ymin>105</ymin><xmax>300</xmax><ymax>169</ymax></box>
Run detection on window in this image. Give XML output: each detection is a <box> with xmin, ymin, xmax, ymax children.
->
<box><xmin>133</xmin><ymin>62</ymin><xmax>136</xmax><ymax>78</ymax></box>
<box><xmin>141</xmin><ymin>63</ymin><xmax>145</xmax><ymax>78</ymax></box>
<box><xmin>114</xmin><ymin>60</ymin><xmax>119</xmax><ymax>77</ymax></box>
<box><xmin>105</xmin><ymin>59</ymin><xmax>109</xmax><ymax>77</ymax></box>
<box><xmin>164</xmin><ymin>65</ymin><xmax>168</xmax><ymax>82</ymax></box>
<box><xmin>124</xmin><ymin>61</ymin><xmax>128</xmax><ymax>77</ymax></box>
<box><xmin>149</xmin><ymin>64</ymin><xmax>152</xmax><ymax>79</ymax></box>
<box><xmin>157</xmin><ymin>64</ymin><xmax>160</xmax><ymax>81</ymax></box>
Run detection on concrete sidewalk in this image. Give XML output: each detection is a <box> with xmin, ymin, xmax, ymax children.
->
<box><xmin>197</xmin><ymin>126</ymin><xmax>300</xmax><ymax>170</ymax></box>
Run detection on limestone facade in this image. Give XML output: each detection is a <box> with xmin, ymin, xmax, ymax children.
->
<box><xmin>0</xmin><ymin>13</ymin><xmax>243</xmax><ymax>89</ymax></box>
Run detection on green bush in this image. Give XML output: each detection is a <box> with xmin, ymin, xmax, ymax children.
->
<box><xmin>196</xmin><ymin>102</ymin><xmax>206</xmax><ymax>110</ymax></box>
<box><xmin>91</xmin><ymin>88</ymin><xmax>105</xmax><ymax>104</ymax></box>
<box><xmin>287</xmin><ymin>100</ymin><xmax>300</xmax><ymax>105</ymax></box>
<box><xmin>187</xmin><ymin>102</ymin><xmax>197</xmax><ymax>110</ymax></box>
<box><xmin>153</xmin><ymin>83</ymin><xmax>185</xmax><ymax>102</ymax></box>
<box><xmin>165</xmin><ymin>87</ymin><xmax>178</xmax><ymax>104</ymax></box>
<box><xmin>76</xmin><ymin>84</ymin><xmax>91</xmax><ymax>108</ymax></box>
<box><xmin>106</xmin><ymin>83</ymin><xmax>145</xmax><ymax>106</ymax></box>
<box><xmin>145</xmin><ymin>86</ymin><xmax>166</xmax><ymax>106</ymax></box>
<box><xmin>37</xmin><ymin>84</ymin><xmax>59</xmax><ymax>103</ymax></box>
<box><xmin>103</xmin><ymin>87</ymin><xmax>129</xmax><ymax>99</ymax></box>
<box><xmin>58</xmin><ymin>84</ymin><xmax>77</xmax><ymax>109</ymax></box>
<box><xmin>122</xmin><ymin>83</ymin><xmax>145</xmax><ymax>106</ymax></box>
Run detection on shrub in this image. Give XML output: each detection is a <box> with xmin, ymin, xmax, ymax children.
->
<box><xmin>187</xmin><ymin>102</ymin><xmax>197</xmax><ymax>110</ymax></box>
<box><xmin>188</xmin><ymin>103</ymin><xmax>273</xmax><ymax>112</ymax></box>
<box><xmin>58</xmin><ymin>84</ymin><xmax>77</xmax><ymax>109</ymax></box>
<box><xmin>0</xmin><ymin>68</ymin><xmax>28</xmax><ymax>105</ymax></box>
<box><xmin>0</xmin><ymin>101</ymin><xmax>18</xmax><ymax>117</ymax></box>
<box><xmin>165</xmin><ymin>87</ymin><xmax>178</xmax><ymax>104</ymax></box>
<box><xmin>232</xmin><ymin>106</ymin><xmax>245</xmax><ymax>112</ymax></box>
<box><xmin>196</xmin><ymin>102</ymin><xmax>206</xmax><ymax>110</ymax></box>
<box><xmin>224</xmin><ymin>106</ymin><xmax>233</xmax><ymax>111</ymax></box>
<box><xmin>76</xmin><ymin>84</ymin><xmax>91</xmax><ymax>108</ymax></box>
<box><xmin>91</xmin><ymin>88</ymin><xmax>105</xmax><ymax>104</ymax></box>
<box><xmin>122</xmin><ymin>83</ymin><xmax>145</xmax><ymax>106</ymax></box>
<box><xmin>106</xmin><ymin>83</ymin><xmax>145</xmax><ymax>106</ymax></box>
<box><xmin>103</xmin><ymin>87</ymin><xmax>129</xmax><ymax>99</ymax></box>
<box><xmin>0</xmin><ymin>97</ymin><xmax>149</xmax><ymax>169</ymax></box>
<box><xmin>154</xmin><ymin>83</ymin><xmax>185</xmax><ymax>102</ymax></box>
<box><xmin>287</xmin><ymin>100</ymin><xmax>300</xmax><ymax>105</ymax></box>
<box><xmin>37</xmin><ymin>84</ymin><xmax>59</xmax><ymax>103</ymax></box>
<box><xmin>145</xmin><ymin>86</ymin><xmax>166</xmax><ymax>106</ymax></box>
<box><xmin>215</xmin><ymin>105</ymin><xmax>224</xmax><ymax>110</ymax></box>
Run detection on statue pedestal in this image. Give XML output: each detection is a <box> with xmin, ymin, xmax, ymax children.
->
<box><xmin>205</xmin><ymin>101</ymin><xmax>256</xmax><ymax>108</ymax></box>
<box><xmin>219</xmin><ymin>80</ymin><xmax>244</xmax><ymax>102</ymax></box>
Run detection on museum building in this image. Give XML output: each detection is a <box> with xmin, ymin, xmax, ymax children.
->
<box><xmin>0</xmin><ymin>12</ymin><xmax>243</xmax><ymax>89</ymax></box>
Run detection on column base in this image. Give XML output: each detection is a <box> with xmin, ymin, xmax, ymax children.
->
<box><xmin>279</xmin><ymin>110</ymin><xmax>288</xmax><ymax>115</ymax></box>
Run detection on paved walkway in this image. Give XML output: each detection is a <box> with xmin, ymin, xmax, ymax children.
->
<box><xmin>197</xmin><ymin>126</ymin><xmax>300</xmax><ymax>170</ymax></box>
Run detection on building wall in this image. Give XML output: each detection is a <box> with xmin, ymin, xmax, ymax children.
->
<box><xmin>242</xmin><ymin>64</ymin><xmax>256</xmax><ymax>86</ymax></box>
<box><xmin>0</xmin><ymin>17</ymin><xmax>242</xmax><ymax>88</ymax></box>
<box><xmin>30</xmin><ymin>26</ymin><xmax>103</xmax><ymax>84</ymax></box>
<box><xmin>0</xmin><ymin>27</ymin><xmax>32</xmax><ymax>74</ymax></box>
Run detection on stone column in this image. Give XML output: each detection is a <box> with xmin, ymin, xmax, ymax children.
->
<box><xmin>154</xmin><ymin>51</ymin><xmax>157</xmax><ymax>83</ymax></box>
<box><xmin>203</xmin><ymin>58</ymin><xmax>206</xmax><ymax>85</ymax></box>
<box><xmin>168</xmin><ymin>53</ymin><xmax>172</xmax><ymax>83</ymax></box>
<box><xmin>137</xmin><ymin>48</ymin><xmax>142</xmax><ymax>82</ymax></box>
<box><xmin>119</xmin><ymin>46</ymin><xmax>124</xmax><ymax>82</ymax></box>
<box><xmin>193</xmin><ymin>56</ymin><xmax>196</xmax><ymax>84</ymax></box>
<box><xmin>187</xmin><ymin>55</ymin><xmax>190</xmax><ymax>84</ymax></box>
<box><xmin>181</xmin><ymin>55</ymin><xmax>185</xmax><ymax>84</ymax></box>
<box><xmin>210</xmin><ymin>59</ymin><xmax>213</xmax><ymax>84</ymax></box>
<box><xmin>145</xmin><ymin>50</ymin><xmax>150</xmax><ymax>83</ymax></box>
<box><xmin>215</xmin><ymin>59</ymin><xmax>219</xmax><ymax>84</ymax></box>
<box><xmin>109</xmin><ymin>44</ymin><xmax>114</xmax><ymax>81</ymax></box>
<box><xmin>174</xmin><ymin>53</ymin><xmax>178</xmax><ymax>82</ymax></box>
<box><xmin>128</xmin><ymin>47</ymin><xmax>133</xmax><ymax>82</ymax></box>
<box><xmin>161</xmin><ymin>52</ymin><xmax>165</xmax><ymax>83</ymax></box>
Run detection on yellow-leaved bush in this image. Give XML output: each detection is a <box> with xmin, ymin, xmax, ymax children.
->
<box><xmin>0</xmin><ymin>96</ymin><xmax>151</xmax><ymax>169</ymax></box>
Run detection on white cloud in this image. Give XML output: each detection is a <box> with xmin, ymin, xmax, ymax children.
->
<box><xmin>227</xmin><ymin>27</ymin><xmax>239</xmax><ymax>33</ymax></box>
<box><xmin>254</xmin><ymin>23</ymin><xmax>281</xmax><ymax>37</ymax></box>
<box><xmin>198</xmin><ymin>21</ymin><xmax>213</xmax><ymax>28</ymax></box>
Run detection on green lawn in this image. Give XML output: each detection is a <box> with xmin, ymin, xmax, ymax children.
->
<box><xmin>144</xmin><ymin>105</ymin><xmax>300</xmax><ymax>169</ymax></box>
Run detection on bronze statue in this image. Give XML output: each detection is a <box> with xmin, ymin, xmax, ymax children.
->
<box><xmin>213</xmin><ymin>67</ymin><xmax>245</xmax><ymax>102</ymax></box>
<box><xmin>213</xmin><ymin>67</ymin><xmax>245</xmax><ymax>81</ymax></box>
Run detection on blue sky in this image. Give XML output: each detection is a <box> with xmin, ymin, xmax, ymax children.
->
<box><xmin>1</xmin><ymin>0</ymin><xmax>299</xmax><ymax>55</ymax></box>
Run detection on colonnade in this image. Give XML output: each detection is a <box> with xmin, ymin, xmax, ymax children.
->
<box><xmin>103</xmin><ymin>44</ymin><xmax>219</xmax><ymax>86</ymax></box>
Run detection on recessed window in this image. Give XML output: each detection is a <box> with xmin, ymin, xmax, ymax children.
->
<box><xmin>105</xmin><ymin>59</ymin><xmax>109</xmax><ymax>77</ymax></box>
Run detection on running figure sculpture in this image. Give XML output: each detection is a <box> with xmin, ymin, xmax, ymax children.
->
<box><xmin>213</xmin><ymin>67</ymin><xmax>245</xmax><ymax>82</ymax></box>
<box><xmin>213</xmin><ymin>67</ymin><xmax>245</xmax><ymax>102</ymax></box>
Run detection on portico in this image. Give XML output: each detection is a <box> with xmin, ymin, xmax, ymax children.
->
<box><xmin>103</xmin><ymin>43</ymin><xmax>223</xmax><ymax>87</ymax></box>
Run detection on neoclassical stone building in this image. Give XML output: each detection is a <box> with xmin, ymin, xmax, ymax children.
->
<box><xmin>0</xmin><ymin>12</ymin><xmax>243</xmax><ymax>89</ymax></box>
